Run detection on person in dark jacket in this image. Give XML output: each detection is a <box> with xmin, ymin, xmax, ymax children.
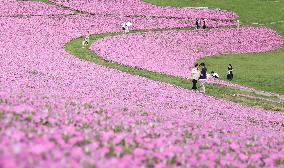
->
<box><xmin>227</xmin><ymin>64</ymin><xmax>233</xmax><ymax>81</ymax></box>
<box><xmin>199</xmin><ymin>63</ymin><xmax>207</xmax><ymax>93</ymax></box>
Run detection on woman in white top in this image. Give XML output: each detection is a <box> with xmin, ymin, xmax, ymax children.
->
<box><xmin>191</xmin><ymin>63</ymin><xmax>201</xmax><ymax>90</ymax></box>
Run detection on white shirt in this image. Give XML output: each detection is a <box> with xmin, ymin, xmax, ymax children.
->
<box><xmin>191</xmin><ymin>67</ymin><xmax>201</xmax><ymax>80</ymax></box>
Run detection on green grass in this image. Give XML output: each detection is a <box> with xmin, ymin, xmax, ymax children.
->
<box><xmin>33</xmin><ymin>0</ymin><xmax>50</xmax><ymax>3</ymax></box>
<box><xmin>198</xmin><ymin>47</ymin><xmax>284</xmax><ymax>94</ymax></box>
<box><xmin>65</xmin><ymin>32</ymin><xmax>284</xmax><ymax>112</ymax></box>
<box><xmin>144</xmin><ymin>0</ymin><xmax>284</xmax><ymax>26</ymax></box>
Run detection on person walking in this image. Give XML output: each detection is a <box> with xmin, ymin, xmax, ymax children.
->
<box><xmin>227</xmin><ymin>64</ymin><xmax>233</xmax><ymax>81</ymax></box>
<box><xmin>191</xmin><ymin>63</ymin><xmax>200</xmax><ymax>91</ymax></box>
<box><xmin>199</xmin><ymin>63</ymin><xmax>207</xmax><ymax>93</ymax></box>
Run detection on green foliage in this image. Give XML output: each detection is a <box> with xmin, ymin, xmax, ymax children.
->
<box><xmin>75</xmin><ymin>138</ymin><xmax>92</xmax><ymax>146</ymax></box>
<box><xmin>33</xmin><ymin>0</ymin><xmax>51</xmax><ymax>4</ymax></box>
<box><xmin>106</xmin><ymin>147</ymin><xmax>118</xmax><ymax>157</ymax></box>
<box><xmin>14</xmin><ymin>113</ymin><xmax>21</xmax><ymax>121</ymax></box>
<box><xmin>167</xmin><ymin>155</ymin><xmax>177</xmax><ymax>165</ymax></box>
<box><xmin>25</xmin><ymin>115</ymin><xmax>33</xmax><ymax>122</ymax></box>
<box><xmin>113</xmin><ymin>125</ymin><xmax>124</xmax><ymax>133</ymax></box>
<box><xmin>183</xmin><ymin>130</ymin><xmax>193</xmax><ymax>139</ymax></box>
<box><xmin>0</xmin><ymin>112</ymin><xmax>4</xmax><ymax>120</ymax></box>
<box><xmin>63</xmin><ymin>133</ymin><xmax>72</xmax><ymax>142</ymax></box>
<box><xmin>275</xmin><ymin>157</ymin><xmax>284</xmax><ymax>166</ymax></box>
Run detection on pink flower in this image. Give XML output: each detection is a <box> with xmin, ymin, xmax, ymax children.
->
<box><xmin>133</xmin><ymin>148</ymin><xmax>145</xmax><ymax>156</ymax></box>
<box><xmin>30</xmin><ymin>144</ymin><xmax>46</xmax><ymax>155</ymax></box>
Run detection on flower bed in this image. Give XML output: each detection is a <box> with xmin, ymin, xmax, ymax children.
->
<box><xmin>50</xmin><ymin>0</ymin><xmax>238</xmax><ymax>20</ymax></box>
<box><xmin>0</xmin><ymin>1</ymin><xmax>284</xmax><ymax>168</ymax></box>
<box><xmin>0</xmin><ymin>1</ymin><xmax>72</xmax><ymax>16</ymax></box>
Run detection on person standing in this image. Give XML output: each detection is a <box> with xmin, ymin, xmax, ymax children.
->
<box><xmin>199</xmin><ymin>63</ymin><xmax>207</xmax><ymax>93</ymax></box>
<box><xmin>121</xmin><ymin>22</ymin><xmax>127</xmax><ymax>33</ymax></box>
<box><xmin>196</xmin><ymin>18</ymin><xmax>201</xmax><ymax>30</ymax></box>
<box><xmin>82</xmin><ymin>32</ymin><xmax>90</xmax><ymax>48</ymax></box>
<box><xmin>236</xmin><ymin>20</ymin><xmax>240</xmax><ymax>29</ymax></box>
<box><xmin>191</xmin><ymin>63</ymin><xmax>200</xmax><ymax>90</ymax></box>
<box><xmin>202</xmin><ymin>19</ymin><xmax>207</xmax><ymax>29</ymax></box>
<box><xmin>227</xmin><ymin>64</ymin><xmax>233</xmax><ymax>81</ymax></box>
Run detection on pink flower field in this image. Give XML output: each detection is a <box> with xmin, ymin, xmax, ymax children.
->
<box><xmin>0</xmin><ymin>0</ymin><xmax>284</xmax><ymax>168</ymax></box>
<box><xmin>50</xmin><ymin>0</ymin><xmax>237</xmax><ymax>20</ymax></box>
<box><xmin>92</xmin><ymin>27</ymin><xmax>283</xmax><ymax>78</ymax></box>
<box><xmin>0</xmin><ymin>1</ymin><xmax>72</xmax><ymax>16</ymax></box>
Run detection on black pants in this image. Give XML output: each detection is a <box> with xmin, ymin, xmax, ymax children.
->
<box><xmin>227</xmin><ymin>73</ymin><xmax>233</xmax><ymax>80</ymax></box>
<box><xmin>192</xmin><ymin>79</ymin><xmax>198</xmax><ymax>90</ymax></box>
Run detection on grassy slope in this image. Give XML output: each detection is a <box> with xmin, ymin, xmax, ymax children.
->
<box><xmin>198</xmin><ymin>48</ymin><xmax>284</xmax><ymax>94</ymax></box>
<box><xmin>144</xmin><ymin>0</ymin><xmax>284</xmax><ymax>94</ymax></box>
